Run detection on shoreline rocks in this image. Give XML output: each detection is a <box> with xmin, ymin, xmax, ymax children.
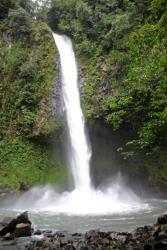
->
<box><xmin>0</xmin><ymin>212</ymin><xmax>32</xmax><ymax>239</ymax></box>
<box><xmin>0</xmin><ymin>213</ymin><xmax>166</xmax><ymax>249</ymax></box>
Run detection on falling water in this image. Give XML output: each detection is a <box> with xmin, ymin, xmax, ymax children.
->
<box><xmin>53</xmin><ymin>34</ymin><xmax>91</xmax><ymax>191</ymax></box>
<box><xmin>1</xmin><ymin>33</ymin><xmax>152</xmax><ymax>217</ymax></box>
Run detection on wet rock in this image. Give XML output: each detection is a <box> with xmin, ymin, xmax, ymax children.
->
<box><xmin>60</xmin><ymin>238</ymin><xmax>69</xmax><ymax>246</ymax></box>
<box><xmin>19</xmin><ymin>182</ymin><xmax>30</xmax><ymax>192</ymax></box>
<box><xmin>152</xmin><ymin>225</ymin><xmax>161</xmax><ymax>236</ymax></box>
<box><xmin>34</xmin><ymin>229</ymin><xmax>42</xmax><ymax>235</ymax></box>
<box><xmin>0</xmin><ymin>219</ymin><xmax>17</xmax><ymax>236</ymax></box>
<box><xmin>154</xmin><ymin>242</ymin><xmax>167</xmax><ymax>250</ymax></box>
<box><xmin>85</xmin><ymin>230</ymin><xmax>99</xmax><ymax>240</ymax></box>
<box><xmin>35</xmin><ymin>237</ymin><xmax>51</xmax><ymax>249</ymax></box>
<box><xmin>116</xmin><ymin>234</ymin><xmax>127</xmax><ymax>243</ymax></box>
<box><xmin>75</xmin><ymin>241</ymin><xmax>89</xmax><ymax>250</ymax></box>
<box><xmin>4</xmin><ymin>232</ymin><xmax>14</xmax><ymax>240</ymax></box>
<box><xmin>162</xmin><ymin>238</ymin><xmax>167</xmax><ymax>245</ymax></box>
<box><xmin>164</xmin><ymin>226</ymin><xmax>167</xmax><ymax>234</ymax></box>
<box><xmin>99</xmin><ymin>231</ymin><xmax>109</xmax><ymax>238</ymax></box>
<box><xmin>0</xmin><ymin>211</ymin><xmax>31</xmax><ymax>237</ymax></box>
<box><xmin>51</xmin><ymin>239</ymin><xmax>61</xmax><ymax>249</ymax></box>
<box><xmin>154</xmin><ymin>229</ymin><xmax>167</xmax><ymax>242</ymax></box>
<box><xmin>44</xmin><ymin>229</ymin><xmax>52</xmax><ymax>234</ymax></box>
<box><xmin>108</xmin><ymin>232</ymin><xmax>119</xmax><ymax>240</ymax></box>
<box><xmin>157</xmin><ymin>214</ymin><xmax>167</xmax><ymax>225</ymax></box>
<box><xmin>43</xmin><ymin>231</ymin><xmax>54</xmax><ymax>238</ymax></box>
<box><xmin>108</xmin><ymin>232</ymin><xmax>127</xmax><ymax>243</ymax></box>
<box><xmin>16</xmin><ymin>211</ymin><xmax>31</xmax><ymax>225</ymax></box>
<box><xmin>32</xmin><ymin>238</ymin><xmax>44</xmax><ymax>248</ymax></box>
<box><xmin>56</xmin><ymin>231</ymin><xmax>66</xmax><ymax>237</ymax></box>
<box><xmin>63</xmin><ymin>243</ymin><xmax>75</xmax><ymax>250</ymax></box>
<box><xmin>72</xmin><ymin>232</ymin><xmax>82</xmax><ymax>237</ymax></box>
<box><xmin>1</xmin><ymin>214</ymin><xmax>166</xmax><ymax>250</ymax></box>
<box><xmin>101</xmin><ymin>237</ymin><xmax>110</xmax><ymax>245</ymax></box>
<box><xmin>14</xmin><ymin>223</ymin><xmax>31</xmax><ymax>237</ymax></box>
<box><xmin>144</xmin><ymin>244</ymin><xmax>153</xmax><ymax>250</ymax></box>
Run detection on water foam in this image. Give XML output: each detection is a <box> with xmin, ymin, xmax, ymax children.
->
<box><xmin>8</xmin><ymin>173</ymin><xmax>149</xmax><ymax>215</ymax></box>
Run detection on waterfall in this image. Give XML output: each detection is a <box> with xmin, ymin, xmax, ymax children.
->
<box><xmin>9</xmin><ymin>33</ymin><xmax>148</xmax><ymax>216</ymax></box>
<box><xmin>53</xmin><ymin>34</ymin><xmax>92</xmax><ymax>191</ymax></box>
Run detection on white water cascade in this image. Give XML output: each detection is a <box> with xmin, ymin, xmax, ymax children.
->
<box><xmin>53</xmin><ymin>34</ymin><xmax>91</xmax><ymax>191</ymax></box>
<box><xmin>8</xmin><ymin>33</ymin><xmax>150</xmax><ymax>215</ymax></box>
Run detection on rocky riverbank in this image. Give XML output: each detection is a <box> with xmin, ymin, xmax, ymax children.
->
<box><xmin>0</xmin><ymin>213</ymin><xmax>167</xmax><ymax>250</ymax></box>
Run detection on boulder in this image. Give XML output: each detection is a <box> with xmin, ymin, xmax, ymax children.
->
<box><xmin>15</xmin><ymin>211</ymin><xmax>31</xmax><ymax>225</ymax></box>
<box><xmin>85</xmin><ymin>230</ymin><xmax>99</xmax><ymax>240</ymax></box>
<box><xmin>0</xmin><ymin>218</ymin><xmax>18</xmax><ymax>236</ymax></box>
<box><xmin>0</xmin><ymin>211</ymin><xmax>31</xmax><ymax>237</ymax></box>
<box><xmin>14</xmin><ymin>223</ymin><xmax>31</xmax><ymax>237</ymax></box>
<box><xmin>4</xmin><ymin>232</ymin><xmax>14</xmax><ymax>240</ymax></box>
<box><xmin>19</xmin><ymin>182</ymin><xmax>30</xmax><ymax>192</ymax></box>
<box><xmin>75</xmin><ymin>241</ymin><xmax>89</xmax><ymax>250</ymax></box>
<box><xmin>34</xmin><ymin>229</ymin><xmax>42</xmax><ymax>235</ymax></box>
<box><xmin>157</xmin><ymin>214</ymin><xmax>167</xmax><ymax>225</ymax></box>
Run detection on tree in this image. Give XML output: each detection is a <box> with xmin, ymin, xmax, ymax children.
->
<box><xmin>0</xmin><ymin>0</ymin><xmax>19</xmax><ymax>20</ymax></box>
<box><xmin>9</xmin><ymin>7</ymin><xmax>32</xmax><ymax>40</ymax></box>
<box><xmin>33</xmin><ymin>0</ymin><xmax>51</xmax><ymax>21</ymax></box>
<box><xmin>19</xmin><ymin>0</ymin><xmax>35</xmax><ymax>17</ymax></box>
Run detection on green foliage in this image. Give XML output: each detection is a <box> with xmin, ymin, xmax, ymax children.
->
<box><xmin>150</xmin><ymin>0</ymin><xmax>167</xmax><ymax>19</ymax></box>
<box><xmin>19</xmin><ymin>0</ymin><xmax>35</xmax><ymax>16</ymax></box>
<box><xmin>147</xmin><ymin>147</ymin><xmax>167</xmax><ymax>188</ymax></box>
<box><xmin>9</xmin><ymin>7</ymin><xmax>32</xmax><ymax>40</ymax></box>
<box><xmin>0</xmin><ymin>1</ymin><xmax>63</xmax><ymax>189</ymax></box>
<box><xmin>48</xmin><ymin>0</ymin><xmax>76</xmax><ymax>34</ymax></box>
<box><xmin>137</xmin><ymin>108</ymin><xmax>167</xmax><ymax>148</ymax></box>
<box><xmin>0</xmin><ymin>137</ymin><xmax>67</xmax><ymax>189</ymax></box>
<box><xmin>0</xmin><ymin>0</ymin><xmax>19</xmax><ymax>20</ymax></box>
<box><xmin>0</xmin><ymin>20</ymin><xmax>56</xmax><ymax>137</ymax></box>
<box><xmin>46</xmin><ymin>0</ymin><xmax>167</xmax><ymax>155</ymax></box>
<box><xmin>0</xmin><ymin>0</ymin><xmax>166</xmax><ymax>190</ymax></box>
<box><xmin>48</xmin><ymin>0</ymin><xmax>141</xmax><ymax>54</ymax></box>
<box><xmin>42</xmin><ymin>117</ymin><xmax>63</xmax><ymax>135</ymax></box>
<box><xmin>73</xmin><ymin>0</ymin><xmax>167</xmax><ymax>153</ymax></box>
